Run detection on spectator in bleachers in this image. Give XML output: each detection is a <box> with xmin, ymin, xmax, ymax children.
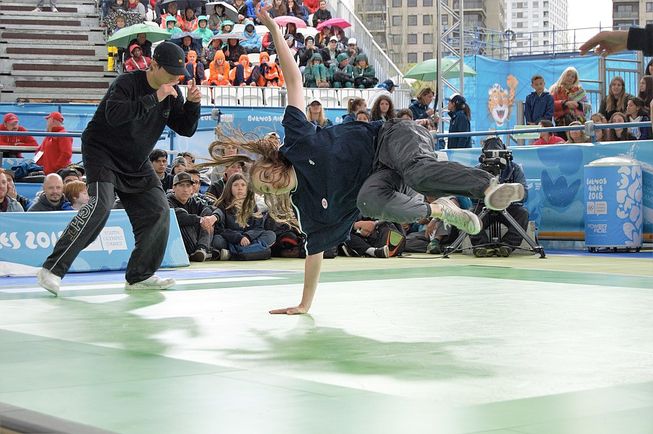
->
<box><xmin>0</xmin><ymin>113</ymin><xmax>38</xmax><ymax>158</ymax></box>
<box><xmin>110</xmin><ymin>0</ymin><xmax>126</xmax><ymax>14</ymax></box>
<box><xmin>345</xmin><ymin>38</ymin><xmax>361</xmax><ymax>65</ymax></box>
<box><xmin>608</xmin><ymin>112</ymin><xmax>635</xmax><ymax>141</ymax></box>
<box><xmin>219</xmin><ymin>19</ymin><xmax>235</xmax><ymax>34</ymax></box>
<box><xmin>532</xmin><ymin>119</ymin><xmax>566</xmax><ymax>145</ymax></box>
<box><xmin>127</xmin><ymin>0</ymin><xmax>146</xmax><ymax>18</ymax></box>
<box><xmin>524</xmin><ymin>74</ymin><xmax>554</xmax><ymax>125</ymax></box>
<box><xmin>229</xmin><ymin>54</ymin><xmax>255</xmax><ymax>86</ymax></box>
<box><xmin>447</xmin><ymin>94</ymin><xmax>471</xmax><ymax>149</ymax></box>
<box><xmin>306</xmin><ymin>98</ymin><xmax>332</xmax><ymax>128</ymax></box>
<box><xmin>178</xmin><ymin>151</ymin><xmax>196</xmax><ymax>169</ymax></box>
<box><xmin>28</xmin><ymin>174</ymin><xmax>73</xmax><ymax>211</ymax></box>
<box><xmin>38</xmin><ymin>112</ymin><xmax>72</xmax><ymax>175</ymax></box>
<box><xmin>245</xmin><ymin>0</ymin><xmax>263</xmax><ymax>23</ymax></box>
<box><xmin>625</xmin><ymin>96</ymin><xmax>651</xmax><ymax>140</ymax></box>
<box><xmin>352</xmin><ymin>54</ymin><xmax>377</xmax><ymax>89</ymax></box>
<box><xmin>329</xmin><ymin>52</ymin><xmax>354</xmax><ymax>88</ymax></box>
<box><xmin>564</xmin><ymin>121</ymin><xmax>590</xmax><ymax>144</ymax></box>
<box><xmin>590</xmin><ymin>112</ymin><xmax>608</xmax><ymax>141</ymax></box>
<box><xmin>241</xmin><ymin>19</ymin><xmax>263</xmax><ymax>53</ymax></box>
<box><xmin>208</xmin><ymin>3</ymin><xmax>228</xmax><ymax>31</ymax></box>
<box><xmin>332</xmin><ymin>26</ymin><xmax>348</xmax><ymax>49</ymax></box>
<box><xmin>178</xmin><ymin>6</ymin><xmax>199</xmax><ymax>32</ymax></box>
<box><xmin>214</xmin><ymin>173</ymin><xmax>276</xmax><ymax>261</ymax></box>
<box><xmin>159</xmin><ymin>0</ymin><xmax>179</xmax><ymax>29</ymax></box>
<box><xmin>111</xmin><ymin>14</ymin><xmax>128</xmax><ymax>36</ymax></box>
<box><xmin>232</xmin><ymin>0</ymin><xmax>248</xmax><ymax>23</ymax></box>
<box><xmin>342</xmin><ymin>97</ymin><xmax>366</xmax><ymax>123</ymax></box>
<box><xmin>284</xmin><ymin>22</ymin><xmax>304</xmax><ymax>45</ymax></box>
<box><xmin>204</xmin><ymin>49</ymin><xmax>231</xmax><ymax>97</ymax></box>
<box><xmin>255</xmin><ymin>52</ymin><xmax>284</xmax><ymax>87</ymax></box>
<box><xmin>128</xmin><ymin>33</ymin><xmax>153</xmax><ymax>58</ymax></box>
<box><xmin>599</xmin><ymin>76</ymin><xmax>631</xmax><ymax>120</ymax></box>
<box><xmin>178</xmin><ymin>34</ymin><xmax>203</xmax><ymax>59</ymax></box>
<box><xmin>315</xmin><ymin>26</ymin><xmax>332</xmax><ymax>48</ymax></box>
<box><xmin>286</xmin><ymin>0</ymin><xmax>309</xmax><ymax>24</ymax></box>
<box><xmin>204</xmin><ymin>36</ymin><xmax>224</xmax><ymax>67</ymax></box>
<box><xmin>637</xmin><ymin>75</ymin><xmax>653</xmax><ymax>109</ymax></box>
<box><xmin>168</xmin><ymin>172</ymin><xmax>223</xmax><ymax>262</ymax></box>
<box><xmin>355</xmin><ymin>110</ymin><xmax>370</xmax><ymax>122</ymax></box>
<box><xmin>298</xmin><ymin>36</ymin><xmax>319</xmax><ymax>68</ymax></box>
<box><xmin>186</xmin><ymin>168</ymin><xmax>215</xmax><ymax>207</ymax></box>
<box><xmin>57</xmin><ymin>167</ymin><xmax>83</xmax><ymax>184</ymax></box>
<box><xmin>124</xmin><ymin>44</ymin><xmax>152</xmax><ymax>71</ymax></box>
<box><xmin>269</xmin><ymin>0</ymin><xmax>287</xmax><ymax>18</ymax></box>
<box><xmin>223</xmin><ymin>37</ymin><xmax>248</xmax><ymax>68</ymax></box>
<box><xmin>646</xmin><ymin>59</ymin><xmax>653</xmax><ymax>76</ymax></box>
<box><xmin>550</xmin><ymin>66</ymin><xmax>589</xmax><ymax>130</ymax></box>
<box><xmin>0</xmin><ymin>170</ymin><xmax>24</xmax><ymax>213</ymax></box>
<box><xmin>303</xmin><ymin>53</ymin><xmax>329</xmax><ymax>88</ymax></box>
<box><xmin>32</xmin><ymin>0</ymin><xmax>58</xmax><ymax>13</ymax></box>
<box><xmin>149</xmin><ymin>149</ymin><xmax>173</xmax><ymax>191</ymax></box>
<box><xmin>397</xmin><ymin>109</ymin><xmax>414</xmax><ymax>120</ymax></box>
<box><xmin>3</xmin><ymin>170</ymin><xmax>32</xmax><ymax>211</ymax></box>
<box><xmin>165</xmin><ymin>15</ymin><xmax>183</xmax><ymax>37</ymax></box>
<box><xmin>312</xmin><ymin>0</ymin><xmax>332</xmax><ymax>27</ymax></box>
<box><xmin>193</xmin><ymin>15</ymin><xmax>213</xmax><ymax>47</ymax></box>
<box><xmin>320</xmin><ymin>36</ymin><xmax>340</xmax><ymax>68</ymax></box>
<box><xmin>370</xmin><ymin>94</ymin><xmax>396</xmax><ymax>121</ymax></box>
<box><xmin>376</xmin><ymin>79</ymin><xmax>396</xmax><ymax>93</ymax></box>
<box><xmin>63</xmin><ymin>180</ymin><xmax>89</xmax><ymax>211</ymax></box>
<box><xmin>207</xmin><ymin>161</ymin><xmax>245</xmax><ymax>202</ymax></box>
<box><xmin>182</xmin><ymin>50</ymin><xmax>205</xmax><ymax>85</ymax></box>
<box><xmin>409</xmin><ymin>87</ymin><xmax>435</xmax><ymax>120</ymax></box>
<box><xmin>171</xmin><ymin>156</ymin><xmax>187</xmax><ymax>175</ymax></box>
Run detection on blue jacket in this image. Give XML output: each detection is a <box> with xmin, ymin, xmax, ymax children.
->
<box><xmin>240</xmin><ymin>21</ymin><xmax>262</xmax><ymax>51</ymax></box>
<box><xmin>245</xmin><ymin>0</ymin><xmax>260</xmax><ymax>20</ymax></box>
<box><xmin>448</xmin><ymin>109</ymin><xmax>471</xmax><ymax>149</ymax></box>
<box><xmin>524</xmin><ymin>91</ymin><xmax>554</xmax><ymax>124</ymax></box>
<box><xmin>409</xmin><ymin>100</ymin><xmax>430</xmax><ymax>120</ymax></box>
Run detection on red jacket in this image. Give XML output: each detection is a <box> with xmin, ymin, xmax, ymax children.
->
<box><xmin>532</xmin><ymin>135</ymin><xmax>566</xmax><ymax>146</ymax></box>
<box><xmin>0</xmin><ymin>124</ymin><xmax>38</xmax><ymax>157</ymax></box>
<box><xmin>38</xmin><ymin>126</ymin><xmax>72</xmax><ymax>174</ymax></box>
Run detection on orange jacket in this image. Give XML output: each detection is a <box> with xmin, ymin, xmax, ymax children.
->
<box><xmin>256</xmin><ymin>52</ymin><xmax>284</xmax><ymax>87</ymax></box>
<box><xmin>229</xmin><ymin>54</ymin><xmax>253</xmax><ymax>84</ymax></box>
<box><xmin>208</xmin><ymin>51</ymin><xmax>230</xmax><ymax>86</ymax></box>
<box><xmin>38</xmin><ymin>126</ymin><xmax>72</xmax><ymax>174</ymax></box>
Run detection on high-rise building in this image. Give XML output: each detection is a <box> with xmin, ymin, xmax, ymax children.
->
<box><xmin>354</xmin><ymin>0</ymin><xmax>506</xmax><ymax>70</ymax></box>
<box><xmin>612</xmin><ymin>1</ymin><xmax>653</xmax><ymax>29</ymax></box>
<box><xmin>505</xmin><ymin>0</ymin><xmax>569</xmax><ymax>56</ymax></box>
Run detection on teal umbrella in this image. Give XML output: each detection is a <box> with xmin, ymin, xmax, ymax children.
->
<box><xmin>106</xmin><ymin>23</ymin><xmax>171</xmax><ymax>48</ymax></box>
<box><xmin>404</xmin><ymin>58</ymin><xmax>476</xmax><ymax>81</ymax></box>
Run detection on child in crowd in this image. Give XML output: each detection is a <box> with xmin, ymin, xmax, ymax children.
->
<box><xmin>625</xmin><ymin>96</ymin><xmax>651</xmax><ymax>140</ymax></box>
<box><xmin>193</xmin><ymin>15</ymin><xmax>213</xmax><ymax>47</ymax></box>
<box><xmin>256</xmin><ymin>52</ymin><xmax>284</xmax><ymax>87</ymax></box>
<box><xmin>565</xmin><ymin>121</ymin><xmax>590</xmax><ymax>143</ymax></box>
<box><xmin>342</xmin><ymin>97</ymin><xmax>366</xmax><ymax>123</ymax></box>
<box><xmin>355</xmin><ymin>110</ymin><xmax>370</xmax><ymax>122</ymax></box>
<box><xmin>608</xmin><ymin>112</ymin><xmax>635</xmax><ymax>141</ymax></box>
<box><xmin>213</xmin><ymin>174</ymin><xmax>276</xmax><ymax>260</ymax></box>
<box><xmin>182</xmin><ymin>50</ymin><xmax>204</xmax><ymax>86</ymax></box>
<box><xmin>524</xmin><ymin>74</ymin><xmax>554</xmax><ymax>125</ymax></box>
<box><xmin>63</xmin><ymin>180</ymin><xmax>89</xmax><ymax>211</ymax></box>
<box><xmin>352</xmin><ymin>54</ymin><xmax>378</xmax><ymax>89</ymax></box>
<box><xmin>370</xmin><ymin>95</ymin><xmax>396</xmax><ymax>121</ymax></box>
<box><xmin>532</xmin><ymin>119</ymin><xmax>566</xmax><ymax>145</ymax></box>
<box><xmin>590</xmin><ymin>113</ymin><xmax>608</xmax><ymax>141</ymax></box>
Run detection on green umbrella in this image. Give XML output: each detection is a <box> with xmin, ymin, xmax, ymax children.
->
<box><xmin>404</xmin><ymin>58</ymin><xmax>476</xmax><ymax>81</ymax></box>
<box><xmin>106</xmin><ymin>23</ymin><xmax>171</xmax><ymax>48</ymax></box>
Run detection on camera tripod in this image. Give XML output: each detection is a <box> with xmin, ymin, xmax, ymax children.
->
<box><xmin>443</xmin><ymin>206</ymin><xmax>546</xmax><ymax>258</ymax></box>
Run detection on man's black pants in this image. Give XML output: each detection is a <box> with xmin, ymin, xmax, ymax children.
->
<box><xmin>43</xmin><ymin>181</ymin><xmax>170</xmax><ymax>284</ymax></box>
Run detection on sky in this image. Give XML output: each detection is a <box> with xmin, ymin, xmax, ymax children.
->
<box><xmin>567</xmin><ymin>0</ymin><xmax>613</xmax><ymax>44</ymax></box>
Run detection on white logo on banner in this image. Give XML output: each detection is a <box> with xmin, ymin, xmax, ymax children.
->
<box><xmin>0</xmin><ymin>226</ymin><xmax>128</xmax><ymax>254</ymax></box>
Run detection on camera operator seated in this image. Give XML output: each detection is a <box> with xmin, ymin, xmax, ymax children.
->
<box><xmin>471</xmin><ymin>137</ymin><xmax>529</xmax><ymax>257</ymax></box>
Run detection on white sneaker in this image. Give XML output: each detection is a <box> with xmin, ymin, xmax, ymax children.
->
<box><xmin>51</xmin><ymin>7</ymin><xmax>58</xmax><ymax>12</ymax></box>
<box><xmin>32</xmin><ymin>7</ymin><xmax>42</xmax><ymax>12</ymax></box>
<box><xmin>219</xmin><ymin>248</ymin><xmax>231</xmax><ymax>261</ymax></box>
<box><xmin>484</xmin><ymin>177</ymin><xmax>525</xmax><ymax>211</ymax></box>
<box><xmin>37</xmin><ymin>268</ymin><xmax>60</xmax><ymax>296</ymax></box>
<box><xmin>125</xmin><ymin>275</ymin><xmax>176</xmax><ymax>290</ymax></box>
<box><xmin>433</xmin><ymin>197</ymin><xmax>482</xmax><ymax>235</ymax></box>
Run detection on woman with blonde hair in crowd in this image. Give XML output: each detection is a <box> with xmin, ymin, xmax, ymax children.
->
<box><xmin>370</xmin><ymin>94</ymin><xmax>396</xmax><ymax>121</ymax></box>
<box><xmin>550</xmin><ymin>67</ymin><xmax>589</xmax><ymax>132</ymax></box>
<box><xmin>305</xmin><ymin>98</ymin><xmax>332</xmax><ymax>128</ymax></box>
<box><xmin>608</xmin><ymin>112</ymin><xmax>635</xmax><ymax>141</ymax></box>
<box><xmin>63</xmin><ymin>180</ymin><xmax>89</xmax><ymax>211</ymax></box>
<box><xmin>599</xmin><ymin>76</ymin><xmax>632</xmax><ymax>120</ymax></box>
<box><xmin>565</xmin><ymin>121</ymin><xmax>590</xmax><ymax>143</ymax></box>
<box><xmin>590</xmin><ymin>113</ymin><xmax>608</xmax><ymax>141</ymax></box>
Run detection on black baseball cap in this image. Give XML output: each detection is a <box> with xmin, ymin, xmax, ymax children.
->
<box><xmin>153</xmin><ymin>42</ymin><xmax>186</xmax><ymax>75</ymax></box>
<box><xmin>173</xmin><ymin>172</ymin><xmax>194</xmax><ymax>186</ymax></box>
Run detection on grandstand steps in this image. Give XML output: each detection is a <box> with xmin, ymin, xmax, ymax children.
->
<box><xmin>0</xmin><ymin>0</ymin><xmax>110</xmax><ymax>103</ymax></box>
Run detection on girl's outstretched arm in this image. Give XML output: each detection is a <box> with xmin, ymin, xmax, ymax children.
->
<box><xmin>269</xmin><ymin>251</ymin><xmax>323</xmax><ymax>315</ymax></box>
<box><xmin>256</xmin><ymin>4</ymin><xmax>304</xmax><ymax>111</ymax></box>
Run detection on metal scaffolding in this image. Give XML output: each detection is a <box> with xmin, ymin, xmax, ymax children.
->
<box><xmin>436</xmin><ymin>0</ymin><xmax>465</xmax><ymax>129</ymax></box>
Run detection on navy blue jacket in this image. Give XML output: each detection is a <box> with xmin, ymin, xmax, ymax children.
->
<box><xmin>524</xmin><ymin>91</ymin><xmax>554</xmax><ymax>124</ymax></box>
<box><xmin>448</xmin><ymin>109</ymin><xmax>471</xmax><ymax>149</ymax></box>
<box><xmin>409</xmin><ymin>100</ymin><xmax>430</xmax><ymax>120</ymax></box>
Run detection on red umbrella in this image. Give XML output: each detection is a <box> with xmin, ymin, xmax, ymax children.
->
<box><xmin>273</xmin><ymin>15</ymin><xmax>307</xmax><ymax>29</ymax></box>
<box><xmin>316</xmin><ymin>17</ymin><xmax>351</xmax><ymax>31</ymax></box>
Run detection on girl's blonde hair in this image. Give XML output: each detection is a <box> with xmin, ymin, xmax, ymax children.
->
<box><xmin>306</xmin><ymin>101</ymin><xmax>328</xmax><ymax>127</ymax></box>
<box><xmin>199</xmin><ymin>127</ymin><xmax>298</xmax><ymax>227</ymax></box>
<box><xmin>605</xmin><ymin>76</ymin><xmax>627</xmax><ymax>113</ymax></box>
<box><xmin>551</xmin><ymin>66</ymin><xmax>580</xmax><ymax>93</ymax></box>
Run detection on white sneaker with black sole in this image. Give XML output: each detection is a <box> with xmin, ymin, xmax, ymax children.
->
<box><xmin>36</xmin><ymin>268</ymin><xmax>60</xmax><ymax>296</ymax></box>
<box><xmin>433</xmin><ymin>197</ymin><xmax>482</xmax><ymax>235</ymax></box>
<box><xmin>484</xmin><ymin>177</ymin><xmax>525</xmax><ymax>211</ymax></box>
<box><xmin>125</xmin><ymin>275</ymin><xmax>176</xmax><ymax>290</ymax></box>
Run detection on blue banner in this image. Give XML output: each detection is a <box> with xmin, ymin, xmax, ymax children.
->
<box><xmin>0</xmin><ymin>209</ymin><xmax>189</xmax><ymax>272</ymax></box>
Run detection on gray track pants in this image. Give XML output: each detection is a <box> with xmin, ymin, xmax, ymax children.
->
<box><xmin>43</xmin><ymin>181</ymin><xmax>170</xmax><ymax>284</ymax></box>
<box><xmin>357</xmin><ymin>119</ymin><xmax>493</xmax><ymax>223</ymax></box>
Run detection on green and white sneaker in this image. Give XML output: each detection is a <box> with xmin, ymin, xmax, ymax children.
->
<box><xmin>433</xmin><ymin>197</ymin><xmax>482</xmax><ymax>235</ymax></box>
<box><xmin>125</xmin><ymin>275</ymin><xmax>176</xmax><ymax>290</ymax></box>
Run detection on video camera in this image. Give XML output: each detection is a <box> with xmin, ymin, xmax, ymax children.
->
<box><xmin>478</xmin><ymin>136</ymin><xmax>512</xmax><ymax>176</ymax></box>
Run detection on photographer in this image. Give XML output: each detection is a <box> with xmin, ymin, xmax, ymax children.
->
<box><xmin>471</xmin><ymin>137</ymin><xmax>529</xmax><ymax>257</ymax></box>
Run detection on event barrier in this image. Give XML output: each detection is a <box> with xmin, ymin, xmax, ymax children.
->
<box><xmin>0</xmin><ymin>209</ymin><xmax>189</xmax><ymax>272</ymax></box>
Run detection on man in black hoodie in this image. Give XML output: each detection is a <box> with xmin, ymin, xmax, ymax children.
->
<box><xmin>36</xmin><ymin>42</ymin><xmax>201</xmax><ymax>296</ymax></box>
